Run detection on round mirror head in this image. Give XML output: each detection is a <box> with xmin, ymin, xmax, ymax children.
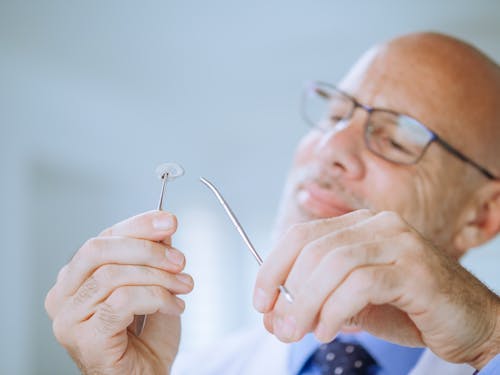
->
<box><xmin>155</xmin><ymin>162</ymin><xmax>185</xmax><ymax>181</ymax></box>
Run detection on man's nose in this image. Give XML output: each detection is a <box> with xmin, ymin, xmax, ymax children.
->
<box><xmin>313</xmin><ymin>114</ymin><xmax>366</xmax><ymax>179</ymax></box>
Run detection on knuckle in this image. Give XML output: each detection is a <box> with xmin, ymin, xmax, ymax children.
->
<box><xmin>356</xmin><ymin>208</ymin><xmax>374</xmax><ymax>218</ymax></box>
<box><xmin>98</xmin><ymin>226</ymin><xmax>113</xmax><ymax>236</ymax></box>
<box><xmin>367</xmin><ymin>266</ymin><xmax>399</xmax><ymax>294</ymax></box>
<box><xmin>77</xmin><ymin>237</ymin><xmax>102</xmax><ymax>263</ymax></box>
<box><xmin>44</xmin><ymin>285</ymin><xmax>59</xmax><ymax>319</ymax></box>
<box><xmin>150</xmin><ymin>286</ymin><xmax>181</xmax><ymax>314</ymax></box>
<box><xmin>377</xmin><ymin>210</ymin><xmax>405</xmax><ymax>229</ymax></box>
<box><xmin>140</xmin><ymin>265</ymin><xmax>156</xmax><ymax>280</ymax></box>
<box><xmin>94</xmin><ymin>264</ymin><xmax>120</xmax><ymax>283</ymax></box>
<box><xmin>90</xmin><ymin>237</ymin><xmax>110</xmax><ymax>257</ymax></box>
<box><xmin>301</xmin><ymin>241</ymin><xmax>325</xmax><ymax>265</ymax></box>
<box><xmin>81</xmin><ymin>237</ymin><xmax>97</xmax><ymax>256</ymax></box>
<box><xmin>328</xmin><ymin>245</ymin><xmax>355</xmax><ymax>268</ymax></box>
<box><xmin>44</xmin><ymin>288</ymin><xmax>56</xmax><ymax>318</ymax></box>
<box><xmin>107</xmin><ymin>287</ymin><xmax>131</xmax><ymax>310</ymax></box>
<box><xmin>139</xmin><ymin>238</ymin><xmax>155</xmax><ymax>254</ymax></box>
<box><xmin>398</xmin><ymin>231</ymin><xmax>422</xmax><ymax>257</ymax></box>
<box><xmin>328</xmin><ymin>227</ymin><xmax>354</xmax><ymax>245</ymax></box>
<box><xmin>361</xmin><ymin>242</ymin><xmax>381</xmax><ymax>262</ymax></box>
<box><xmin>349</xmin><ymin>268</ymin><xmax>372</xmax><ymax>294</ymax></box>
<box><xmin>57</xmin><ymin>264</ymin><xmax>69</xmax><ymax>282</ymax></box>
<box><xmin>398</xmin><ymin>231</ymin><xmax>416</xmax><ymax>246</ymax></box>
<box><xmin>151</xmin><ymin>285</ymin><xmax>169</xmax><ymax>301</ymax></box>
<box><xmin>73</xmin><ymin>275</ymin><xmax>100</xmax><ymax>305</ymax></box>
<box><xmin>96</xmin><ymin>301</ymin><xmax>123</xmax><ymax>334</ymax></box>
<box><xmin>52</xmin><ymin>316</ymin><xmax>70</xmax><ymax>344</ymax></box>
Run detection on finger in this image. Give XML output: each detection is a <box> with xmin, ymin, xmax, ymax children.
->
<box><xmin>68</xmin><ymin>264</ymin><xmax>194</xmax><ymax>323</ymax></box>
<box><xmin>263</xmin><ymin>210</ymin><xmax>411</xmax><ymax>340</ymax></box>
<box><xmin>263</xmin><ymin>312</ymin><xmax>274</xmax><ymax>334</ymax></box>
<box><xmin>99</xmin><ymin>210</ymin><xmax>177</xmax><ymax>242</ymax></box>
<box><xmin>46</xmin><ymin>264</ymin><xmax>71</xmax><ymax>319</ymax></box>
<box><xmin>85</xmin><ymin>285</ymin><xmax>186</xmax><ymax>338</ymax></box>
<box><xmin>253</xmin><ymin>209</ymin><xmax>373</xmax><ymax>313</ymax></box>
<box><xmin>314</xmin><ymin>264</ymin><xmax>404</xmax><ymax>343</ymax></box>
<box><xmin>284</xmin><ymin>211</ymin><xmax>407</xmax><ymax>298</ymax></box>
<box><xmin>271</xmin><ymin>239</ymin><xmax>400</xmax><ymax>342</ymax></box>
<box><xmin>46</xmin><ymin>238</ymin><xmax>186</xmax><ymax>317</ymax></box>
<box><xmin>69</xmin><ymin>239</ymin><xmax>184</xmax><ymax>294</ymax></box>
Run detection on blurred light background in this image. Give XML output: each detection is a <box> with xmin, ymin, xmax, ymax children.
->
<box><xmin>1</xmin><ymin>1</ymin><xmax>499</xmax><ymax>374</ymax></box>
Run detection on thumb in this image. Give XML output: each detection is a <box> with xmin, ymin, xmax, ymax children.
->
<box><xmin>100</xmin><ymin>210</ymin><xmax>177</xmax><ymax>243</ymax></box>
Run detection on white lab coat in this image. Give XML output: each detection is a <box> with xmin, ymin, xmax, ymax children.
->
<box><xmin>172</xmin><ymin>326</ymin><xmax>475</xmax><ymax>375</ymax></box>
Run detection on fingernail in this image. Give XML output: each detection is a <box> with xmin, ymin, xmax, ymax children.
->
<box><xmin>274</xmin><ymin>315</ymin><xmax>296</xmax><ymax>340</ymax></box>
<box><xmin>165</xmin><ymin>248</ymin><xmax>184</xmax><ymax>266</ymax></box>
<box><xmin>175</xmin><ymin>273</ymin><xmax>193</xmax><ymax>287</ymax></box>
<box><xmin>253</xmin><ymin>288</ymin><xmax>271</xmax><ymax>312</ymax></box>
<box><xmin>281</xmin><ymin>315</ymin><xmax>296</xmax><ymax>340</ymax></box>
<box><xmin>174</xmin><ymin>297</ymin><xmax>185</xmax><ymax>312</ymax></box>
<box><xmin>153</xmin><ymin>215</ymin><xmax>174</xmax><ymax>231</ymax></box>
<box><xmin>314</xmin><ymin>321</ymin><xmax>329</xmax><ymax>343</ymax></box>
<box><xmin>273</xmin><ymin>316</ymin><xmax>283</xmax><ymax>335</ymax></box>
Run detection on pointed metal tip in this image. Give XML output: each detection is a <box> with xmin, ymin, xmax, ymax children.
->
<box><xmin>199</xmin><ymin>177</ymin><xmax>219</xmax><ymax>196</ymax></box>
<box><xmin>199</xmin><ymin>176</ymin><xmax>211</xmax><ymax>185</ymax></box>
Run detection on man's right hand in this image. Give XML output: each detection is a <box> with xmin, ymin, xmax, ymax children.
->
<box><xmin>45</xmin><ymin>210</ymin><xmax>194</xmax><ymax>374</ymax></box>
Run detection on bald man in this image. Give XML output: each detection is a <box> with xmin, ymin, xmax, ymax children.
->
<box><xmin>45</xmin><ymin>32</ymin><xmax>500</xmax><ymax>374</ymax></box>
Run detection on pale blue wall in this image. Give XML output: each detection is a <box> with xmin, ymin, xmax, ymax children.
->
<box><xmin>1</xmin><ymin>1</ymin><xmax>499</xmax><ymax>373</ymax></box>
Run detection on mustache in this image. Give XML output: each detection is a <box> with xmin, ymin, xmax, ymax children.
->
<box><xmin>293</xmin><ymin>164</ymin><xmax>372</xmax><ymax>211</ymax></box>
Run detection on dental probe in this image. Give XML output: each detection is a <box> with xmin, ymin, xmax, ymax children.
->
<box><xmin>199</xmin><ymin>177</ymin><xmax>294</xmax><ymax>304</ymax></box>
<box><xmin>132</xmin><ymin>162</ymin><xmax>185</xmax><ymax>337</ymax></box>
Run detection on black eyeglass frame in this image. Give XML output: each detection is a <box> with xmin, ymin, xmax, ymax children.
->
<box><xmin>301</xmin><ymin>81</ymin><xmax>497</xmax><ymax>180</ymax></box>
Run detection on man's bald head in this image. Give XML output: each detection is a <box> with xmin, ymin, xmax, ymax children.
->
<box><xmin>343</xmin><ymin>31</ymin><xmax>500</xmax><ymax>178</ymax></box>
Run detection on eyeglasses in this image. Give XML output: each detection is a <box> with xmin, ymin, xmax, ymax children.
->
<box><xmin>301</xmin><ymin>81</ymin><xmax>497</xmax><ymax>180</ymax></box>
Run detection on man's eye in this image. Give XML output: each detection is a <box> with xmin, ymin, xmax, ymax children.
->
<box><xmin>389</xmin><ymin>139</ymin><xmax>412</xmax><ymax>155</ymax></box>
<box><xmin>329</xmin><ymin>115</ymin><xmax>345</xmax><ymax>122</ymax></box>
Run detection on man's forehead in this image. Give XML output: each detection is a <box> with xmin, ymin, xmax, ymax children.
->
<box><xmin>337</xmin><ymin>33</ymin><xmax>500</xmax><ymax>175</ymax></box>
<box><xmin>339</xmin><ymin>43</ymin><xmax>449</xmax><ymax>129</ymax></box>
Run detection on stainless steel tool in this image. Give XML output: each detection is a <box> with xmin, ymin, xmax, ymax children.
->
<box><xmin>199</xmin><ymin>176</ymin><xmax>294</xmax><ymax>303</ymax></box>
<box><xmin>132</xmin><ymin>162</ymin><xmax>185</xmax><ymax>336</ymax></box>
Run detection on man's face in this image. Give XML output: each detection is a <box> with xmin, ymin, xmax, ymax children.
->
<box><xmin>274</xmin><ymin>45</ymin><xmax>483</xmax><ymax>255</ymax></box>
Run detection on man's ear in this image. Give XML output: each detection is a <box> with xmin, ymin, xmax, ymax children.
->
<box><xmin>454</xmin><ymin>181</ymin><xmax>500</xmax><ymax>253</ymax></box>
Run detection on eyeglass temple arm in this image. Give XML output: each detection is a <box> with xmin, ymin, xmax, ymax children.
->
<box><xmin>434</xmin><ymin>136</ymin><xmax>496</xmax><ymax>180</ymax></box>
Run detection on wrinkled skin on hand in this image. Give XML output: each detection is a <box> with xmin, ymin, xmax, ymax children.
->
<box><xmin>254</xmin><ymin>210</ymin><xmax>500</xmax><ymax>369</ymax></box>
<box><xmin>45</xmin><ymin>211</ymin><xmax>194</xmax><ymax>374</ymax></box>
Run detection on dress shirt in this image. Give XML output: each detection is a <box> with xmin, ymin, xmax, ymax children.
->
<box><xmin>478</xmin><ymin>354</ymin><xmax>500</xmax><ymax>374</ymax></box>
<box><xmin>172</xmin><ymin>326</ymin><xmax>500</xmax><ymax>375</ymax></box>
<box><xmin>289</xmin><ymin>332</ymin><xmax>423</xmax><ymax>375</ymax></box>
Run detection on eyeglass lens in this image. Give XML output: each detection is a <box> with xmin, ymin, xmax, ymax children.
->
<box><xmin>304</xmin><ymin>82</ymin><xmax>433</xmax><ymax>165</ymax></box>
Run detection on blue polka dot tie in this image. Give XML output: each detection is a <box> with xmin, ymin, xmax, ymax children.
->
<box><xmin>311</xmin><ymin>340</ymin><xmax>378</xmax><ymax>374</ymax></box>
